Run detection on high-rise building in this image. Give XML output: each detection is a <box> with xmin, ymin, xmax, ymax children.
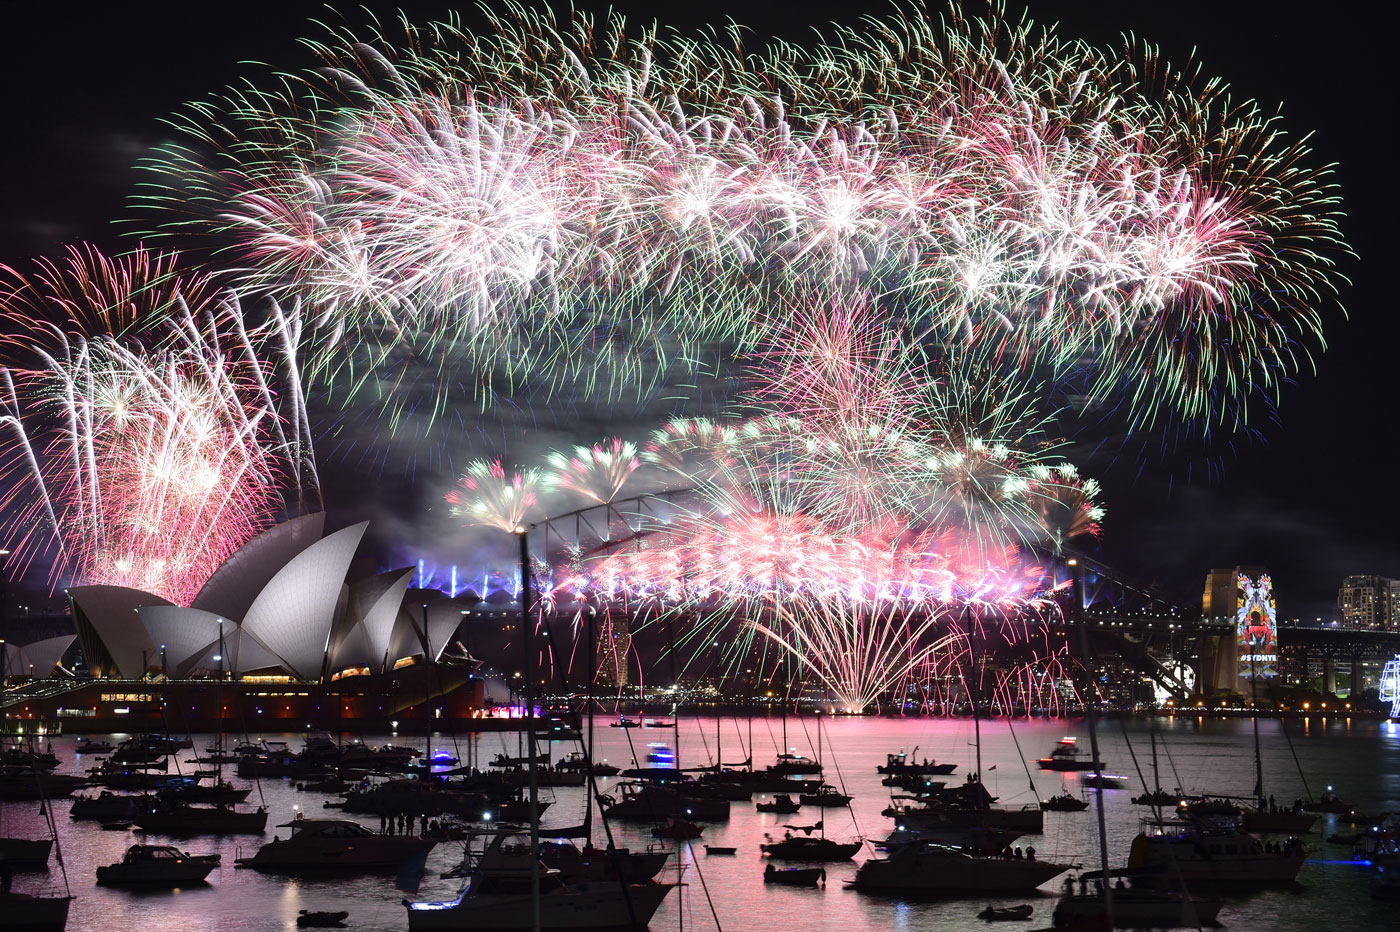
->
<box><xmin>1338</xmin><ymin>575</ymin><xmax>1400</xmax><ymax>629</ymax></box>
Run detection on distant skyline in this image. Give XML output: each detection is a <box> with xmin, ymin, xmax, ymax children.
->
<box><xmin>0</xmin><ymin>0</ymin><xmax>1384</xmax><ymax>621</ymax></box>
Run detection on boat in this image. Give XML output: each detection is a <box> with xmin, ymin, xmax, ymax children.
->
<box><xmin>609</xmin><ymin>717</ymin><xmax>642</xmax><ymax>729</ymax></box>
<box><xmin>296</xmin><ymin>910</ymin><xmax>350</xmax><ymax>928</ymax></box>
<box><xmin>0</xmin><ymin>837</ymin><xmax>51</xmax><ymax>870</ymax></box>
<box><xmin>849</xmin><ymin>841</ymin><xmax>1070</xmax><ymax>893</ymax></box>
<box><xmin>977</xmin><ymin>904</ymin><xmax>1034</xmax><ymax>921</ymax></box>
<box><xmin>95</xmin><ymin>843</ymin><xmax>219</xmax><ymax>885</ymax></box>
<box><xmin>766</xmin><ymin>752</ymin><xmax>822</xmax><ymax>776</ymax></box>
<box><xmin>0</xmin><ymin>892</ymin><xmax>72</xmax><ymax>931</ymax></box>
<box><xmin>1052</xmin><ymin>872</ymin><xmax>1225</xmax><ymax>927</ymax></box>
<box><xmin>798</xmin><ymin>784</ymin><xmax>852</xmax><ymax>807</ymax></box>
<box><xmin>763</xmin><ymin>864</ymin><xmax>824</xmax><ymax>886</ymax></box>
<box><xmin>1040</xmin><ymin>793</ymin><xmax>1089</xmax><ymax>812</ymax></box>
<box><xmin>642</xmin><ymin>719</ymin><xmax>674</xmax><ymax>729</ymax></box>
<box><xmin>761</xmin><ymin>825</ymin><xmax>861</xmax><ymax>861</ymax></box>
<box><xmin>1129</xmin><ymin>788</ymin><xmax>1180</xmax><ymax>807</ymax></box>
<box><xmin>1034</xmin><ymin>738</ymin><xmax>1102</xmax><ymax>772</ymax></box>
<box><xmin>235</xmin><ymin>816</ymin><xmax>436</xmax><ymax>872</ymax></box>
<box><xmin>73</xmin><ymin>738</ymin><xmax>114</xmax><ymax>755</ymax></box>
<box><xmin>1302</xmin><ymin>787</ymin><xmax>1352</xmax><ymax>813</ymax></box>
<box><xmin>0</xmin><ymin>768</ymin><xmax>88</xmax><ymax>801</ymax></box>
<box><xmin>1126</xmin><ymin>816</ymin><xmax>1307</xmax><ymax>883</ymax></box>
<box><xmin>1079</xmin><ymin>773</ymin><xmax>1128</xmax><ymax>790</ymax></box>
<box><xmin>651</xmin><ymin>818</ymin><xmax>702</xmax><ymax>839</ymax></box>
<box><xmin>877</xmin><ymin>749</ymin><xmax>956</xmax><ymax>777</ymax></box>
<box><xmin>755</xmin><ymin>794</ymin><xmax>800</xmax><ymax>814</ymax></box>
<box><xmin>133</xmin><ymin>802</ymin><xmax>269</xmax><ymax>835</ymax></box>
<box><xmin>704</xmin><ymin>845</ymin><xmax>736</xmax><ymax>855</ymax></box>
<box><xmin>403</xmin><ymin>831</ymin><xmax>676</xmax><ymax>930</ymax></box>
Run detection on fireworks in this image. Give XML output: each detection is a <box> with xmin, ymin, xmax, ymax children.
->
<box><xmin>545</xmin><ymin>439</ymin><xmax>640</xmax><ymax>505</ymax></box>
<box><xmin>446</xmin><ymin>459</ymin><xmax>542</xmax><ymax>532</ymax></box>
<box><xmin>134</xmin><ymin>2</ymin><xmax>1345</xmax><ymax>434</ymax></box>
<box><xmin>0</xmin><ymin>278</ymin><xmax>319</xmax><ymax>604</ymax></box>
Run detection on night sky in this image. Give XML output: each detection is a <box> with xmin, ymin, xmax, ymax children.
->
<box><xmin>0</xmin><ymin>1</ymin><xmax>1384</xmax><ymax>619</ymax></box>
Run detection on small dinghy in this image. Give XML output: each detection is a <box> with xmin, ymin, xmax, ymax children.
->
<box><xmin>296</xmin><ymin>909</ymin><xmax>350</xmax><ymax>928</ymax></box>
<box><xmin>763</xmin><ymin>864</ymin><xmax>825</xmax><ymax>886</ymax></box>
<box><xmin>977</xmin><ymin>904</ymin><xmax>1034</xmax><ymax>921</ymax></box>
<box><xmin>101</xmin><ymin>821</ymin><xmax>133</xmax><ymax>831</ymax></box>
<box><xmin>704</xmin><ymin>845</ymin><xmax>736</xmax><ymax>855</ymax></box>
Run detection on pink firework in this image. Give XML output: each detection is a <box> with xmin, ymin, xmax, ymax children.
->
<box><xmin>0</xmin><ymin>291</ymin><xmax>317</xmax><ymax>604</ymax></box>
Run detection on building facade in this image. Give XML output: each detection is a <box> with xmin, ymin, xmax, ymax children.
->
<box><xmin>1338</xmin><ymin>575</ymin><xmax>1400</xmax><ymax>630</ymax></box>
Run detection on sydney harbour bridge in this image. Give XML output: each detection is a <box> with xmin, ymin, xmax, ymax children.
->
<box><xmin>520</xmin><ymin>492</ymin><xmax>1400</xmax><ymax>705</ymax></box>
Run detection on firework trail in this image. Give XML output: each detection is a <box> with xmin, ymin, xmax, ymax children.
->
<box><xmin>134</xmin><ymin>2</ymin><xmax>1346</xmax><ymax>435</ymax></box>
<box><xmin>0</xmin><ymin>282</ymin><xmax>319</xmax><ymax>603</ymax></box>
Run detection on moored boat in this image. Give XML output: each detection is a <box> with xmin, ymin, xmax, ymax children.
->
<box><xmin>764</xmin><ymin>864</ymin><xmax>824</xmax><ymax>886</ymax></box>
<box><xmin>235</xmin><ymin>816</ymin><xmax>435</xmax><ymax>872</ymax></box>
<box><xmin>95</xmin><ymin>843</ymin><xmax>219</xmax><ymax>885</ymax></box>
<box><xmin>403</xmin><ymin>831</ymin><xmax>676</xmax><ymax>930</ymax></box>
<box><xmin>848</xmin><ymin>841</ymin><xmax>1070</xmax><ymax>894</ymax></box>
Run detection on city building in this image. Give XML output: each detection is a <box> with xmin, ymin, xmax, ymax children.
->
<box><xmin>1338</xmin><ymin>575</ymin><xmax>1400</xmax><ymax>630</ymax></box>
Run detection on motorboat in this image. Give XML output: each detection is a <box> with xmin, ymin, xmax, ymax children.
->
<box><xmin>760</xmin><ymin>827</ymin><xmax>861</xmax><ymax>861</ymax></box>
<box><xmin>609</xmin><ymin>717</ymin><xmax>641</xmax><ymax>728</ymax></box>
<box><xmin>883</xmin><ymin>776</ymin><xmax>1044</xmax><ymax>834</ymax></box>
<box><xmin>1130</xmin><ymin>788</ymin><xmax>1180</xmax><ymax>807</ymax></box>
<box><xmin>235</xmin><ymin>816</ymin><xmax>436</xmax><ymax>872</ymax></box>
<box><xmin>877</xmin><ymin>750</ymin><xmax>956</xmax><ymax>777</ymax></box>
<box><xmin>1302</xmin><ymin>788</ymin><xmax>1352</xmax><ymax>813</ymax></box>
<box><xmin>403</xmin><ymin>831</ymin><xmax>676</xmax><ymax>930</ymax></box>
<box><xmin>133</xmin><ymin>802</ymin><xmax>269</xmax><ymax>835</ymax></box>
<box><xmin>297</xmin><ymin>910</ymin><xmax>350</xmax><ymax>928</ymax></box>
<box><xmin>1126</xmin><ymin>816</ymin><xmax>1306</xmax><ymax>882</ymax></box>
<box><xmin>0</xmin><ymin>892</ymin><xmax>72</xmax><ymax>931</ymax></box>
<box><xmin>766</xmin><ymin>753</ymin><xmax>822</xmax><ymax>776</ymax></box>
<box><xmin>1079</xmin><ymin>773</ymin><xmax>1128</xmax><ymax>790</ymax></box>
<box><xmin>597</xmin><ymin>780</ymin><xmax>729</xmax><ymax>822</ymax></box>
<box><xmin>848</xmin><ymin>841</ymin><xmax>1070</xmax><ymax>893</ymax></box>
<box><xmin>96</xmin><ymin>843</ymin><xmax>219</xmax><ymax>885</ymax></box>
<box><xmin>1040</xmin><ymin>793</ymin><xmax>1089</xmax><ymax>812</ymax></box>
<box><xmin>651</xmin><ymin>818</ymin><xmax>702</xmax><ymax>839</ymax></box>
<box><xmin>704</xmin><ymin>846</ymin><xmax>736</xmax><ymax>855</ymax></box>
<box><xmin>763</xmin><ymin>864</ymin><xmax>824</xmax><ymax>886</ymax></box>
<box><xmin>1053</xmin><ymin>872</ymin><xmax>1225</xmax><ymax>926</ymax></box>
<box><xmin>74</xmin><ymin>738</ymin><xmax>115</xmax><ymax>755</ymax></box>
<box><xmin>1034</xmin><ymin>738</ymin><xmax>1102</xmax><ymax>772</ymax></box>
<box><xmin>755</xmin><ymin>794</ymin><xmax>800</xmax><ymax>814</ymax></box>
<box><xmin>798</xmin><ymin>785</ymin><xmax>853</xmax><ymax>807</ymax></box>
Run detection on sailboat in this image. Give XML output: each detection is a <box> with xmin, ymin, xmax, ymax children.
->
<box><xmin>405</xmin><ymin>534</ymin><xmax>677</xmax><ymax>930</ymax></box>
<box><xmin>0</xmin><ymin>768</ymin><xmax>73</xmax><ymax>931</ymax></box>
<box><xmin>1052</xmin><ymin>561</ymin><xmax>1228</xmax><ymax>926</ymax></box>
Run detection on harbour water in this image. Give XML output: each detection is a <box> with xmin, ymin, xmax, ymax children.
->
<box><xmin>6</xmin><ymin>715</ymin><xmax>1397</xmax><ymax>931</ymax></box>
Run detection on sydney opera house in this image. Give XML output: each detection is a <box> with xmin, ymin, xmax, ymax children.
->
<box><xmin>8</xmin><ymin>515</ymin><xmax>488</xmax><ymax>732</ymax></box>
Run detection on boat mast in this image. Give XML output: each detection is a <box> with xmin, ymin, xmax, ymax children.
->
<box><xmin>1250</xmin><ymin>653</ymin><xmax>1264</xmax><ymax>801</ymax></box>
<box><xmin>1068</xmin><ymin>557</ymin><xmax>1111</xmax><ymax>921</ymax></box>
<box><xmin>518</xmin><ymin>528</ymin><xmax>541</xmax><ymax>932</ymax></box>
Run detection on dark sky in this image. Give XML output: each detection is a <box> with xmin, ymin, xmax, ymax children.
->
<box><xmin>0</xmin><ymin>1</ymin><xmax>1384</xmax><ymax>619</ymax></box>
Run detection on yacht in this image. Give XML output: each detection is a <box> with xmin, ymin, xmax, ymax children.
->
<box><xmin>96</xmin><ymin>844</ymin><xmax>220</xmax><ymax>885</ymax></box>
<box><xmin>404</xmin><ymin>831</ymin><xmax>676</xmax><ymax>930</ymax></box>
<box><xmin>1127</xmin><ymin>816</ymin><xmax>1306</xmax><ymax>882</ymax></box>
<box><xmin>798</xmin><ymin>785</ymin><xmax>853</xmax><ymax>807</ymax></box>
<box><xmin>1034</xmin><ymin>737</ymin><xmax>1103</xmax><ymax>772</ymax></box>
<box><xmin>235</xmin><ymin>816</ymin><xmax>436</xmax><ymax>872</ymax></box>
<box><xmin>760</xmin><ymin>828</ymin><xmax>861</xmax><ymax>861</ymax></box>
<box><xmin>133</xmin><ymin>801</ymin><xmax>268</xmax><ymax>835</ymax></box>
<box><xmin>876</xmin><ymin>751</ymin><xmax>955</xmax><ymax>777</ymax></box>
<box><xmin>849</xmin><ymin>841</ymin><xmax>1070</xmax><ymax>893</ymax></box>
<box><xmin>1053</xmin><ymin>872</ymin><xmax>1225</xmax><ymax>926</ymax></box>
